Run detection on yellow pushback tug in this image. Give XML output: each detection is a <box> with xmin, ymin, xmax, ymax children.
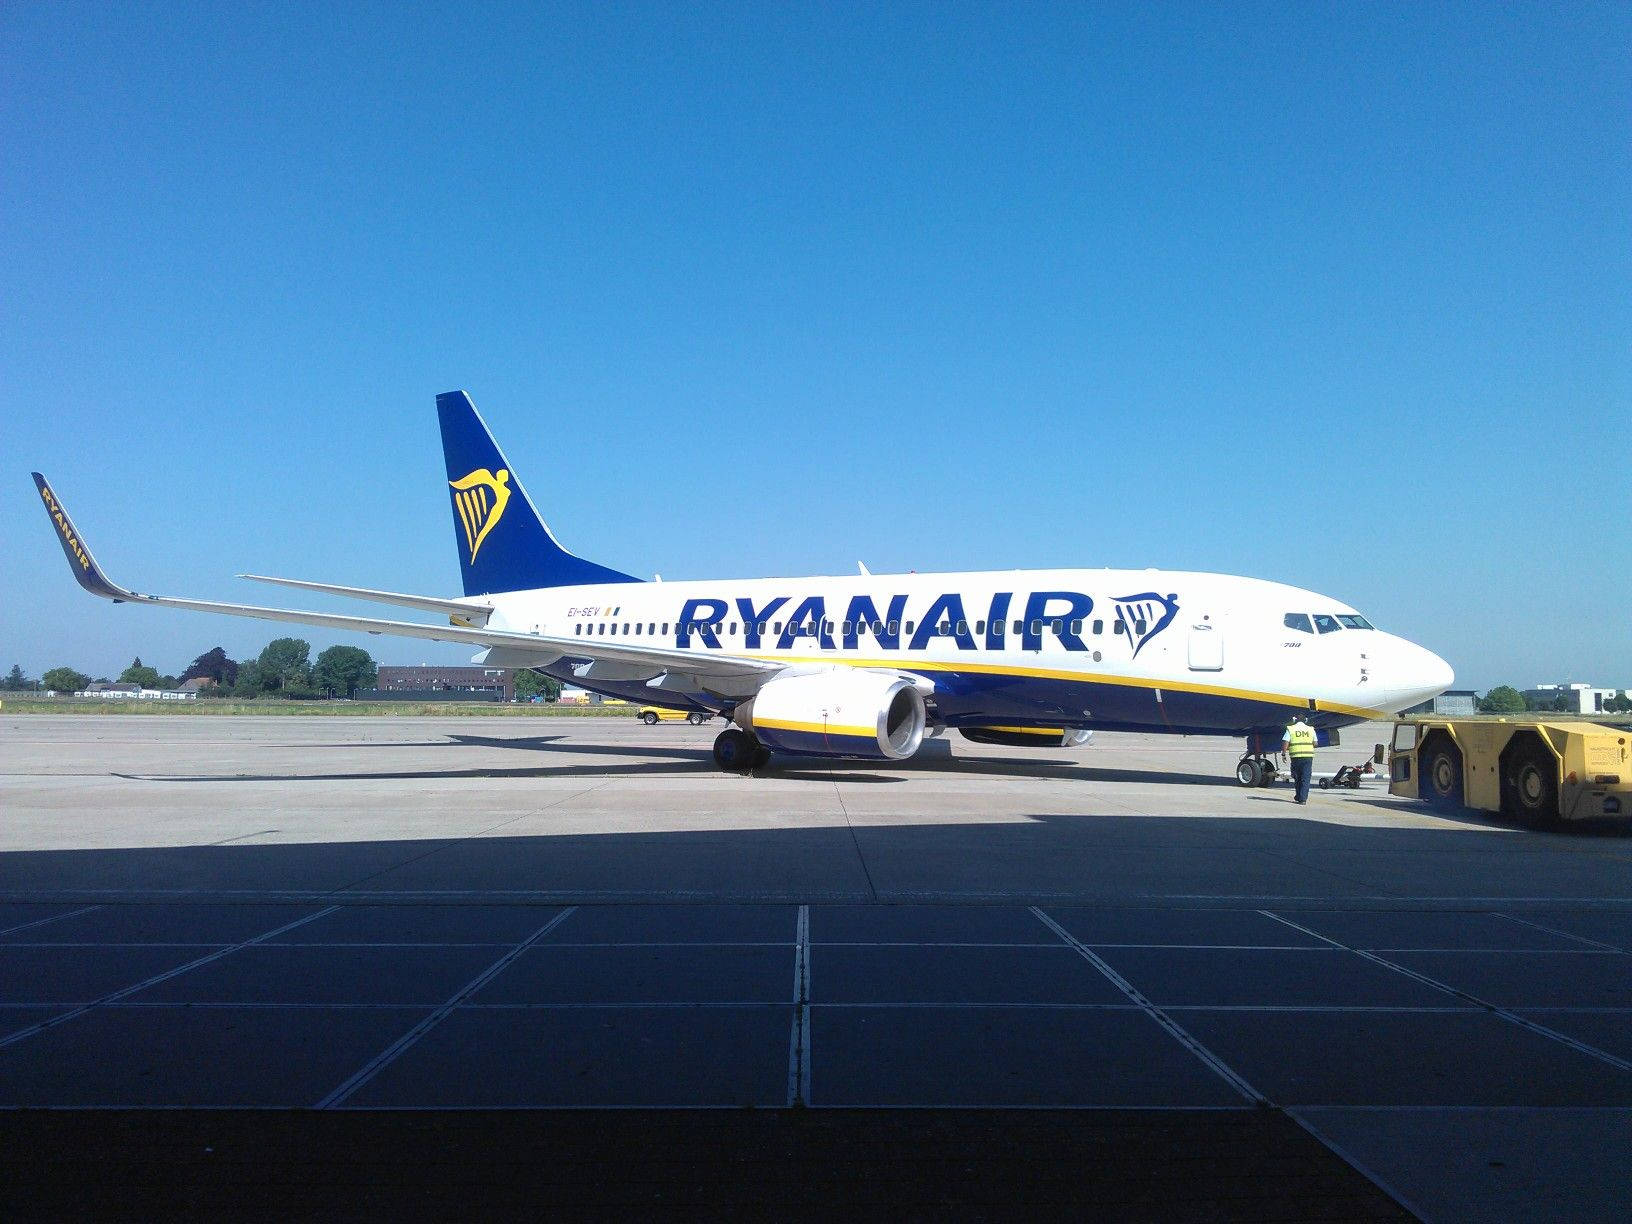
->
<box><xmin>1389</xmin><ymin>717</ymin><xmax>1630</xmax><ymax>826</ymax></box>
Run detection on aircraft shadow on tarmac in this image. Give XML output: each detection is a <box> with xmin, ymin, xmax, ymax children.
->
<box><xmin>2</xmin><ymin>811</ymin><xmax>1629</xmax><ymax>902</ymax></box>
<box><xmin>119</xmin><ymin>732</ymin><xmax>1230</xmax><ymax>789</ymax></box>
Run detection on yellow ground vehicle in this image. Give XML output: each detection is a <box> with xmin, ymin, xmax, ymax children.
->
<box><xmin>1390</xmin><ymin>717</ymin><xmax>1629</xmax><ymax>825</ymax></box>
<box><xmin>638</xmin><ymin>706</ymin><xmax>712</xmax><ymax>726</ymax></box>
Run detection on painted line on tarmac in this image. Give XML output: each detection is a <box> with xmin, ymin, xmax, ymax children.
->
<box><xmin>0</xmin><ymin>904</ymin><xmax>104</xmax><ymax>938</ymax></box>
<box><xmin>0</xmin><ymin>904</ymin><xmax>340</xmax><ymax>1050</ymax></box>
<box><xmin>315</xmin><ymin>906</ymin><xmax>580</xmax><ymax>1109</ymax></box>
<box><xmin>1030</xmin><ymin>906</ymin><xmax>1265</xmax><ymax>1106</ymax></box>
<box><xmin>1497</xmin><ymin>911</ymin><xmax>1627</xmax><ymax>952</ymax></box>
<box><xmin>1258</xmin><ymin>910</ymin><xmax>1632</xmax><ymax>1072</ymax></box>
<box><xmin>1283</xmin><ymin>1108</ymin><xmax>1433</xmax><ymax>1224</ymax></box>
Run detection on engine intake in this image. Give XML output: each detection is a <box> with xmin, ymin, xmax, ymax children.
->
<box><xmin>749</xmin><ymin>670</ymin><xmax>927</xmax><ymax>760</ymax></box>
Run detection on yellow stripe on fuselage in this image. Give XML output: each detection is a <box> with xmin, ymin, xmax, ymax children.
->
<box><xmin>745</xmin><ymin>654</ymin><xmax>1388</xmax><ymax>722</ymax></box>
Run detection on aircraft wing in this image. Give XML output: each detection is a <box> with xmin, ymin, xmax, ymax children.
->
<box><xmin>32</xmin><ymin>473</ymin><xmax>779</xmax><ymax>682</ymax></box>
<box><xmin>237</xmin><ymin>574</ymin><xmax>495</xmax><ymax>622</ymax></box>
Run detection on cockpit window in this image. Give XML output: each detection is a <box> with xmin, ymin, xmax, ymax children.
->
<box><xmin>1283</xmin><ymin>613</ymin><xmax>1313</xmax><ymax>634</ymax></box>
<box><xmin>1313</xmin><ymin>614</ymin><xmax>1342</xmax><ymax>634</ymax></box>
<box><xmin>1336</xmin><ymin>614</ymin><xmax>1374</xmax><ymax>630</ymax></box>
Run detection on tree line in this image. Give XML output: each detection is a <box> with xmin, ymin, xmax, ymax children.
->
<box><xmin>1476</xmin><ymin>685</ymin><xmax>1631</xmax><ymax>714</ymax></box>
<box><xmin>7</xmin><ymin>640</ymin><xmax>381</xmax><ymax>700</ymax></box>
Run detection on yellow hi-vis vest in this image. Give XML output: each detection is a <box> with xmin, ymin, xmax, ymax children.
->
<box><xmin>1286</xmin><ymin>724</ymin><xmax>1317</xmax><ymax>758</ymax></box>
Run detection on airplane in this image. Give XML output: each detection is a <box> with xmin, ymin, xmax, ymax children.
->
<box><xmin>33</xmin><ymin>391</ymin><xmax>1454</xmax><ymax>783</ymax></box>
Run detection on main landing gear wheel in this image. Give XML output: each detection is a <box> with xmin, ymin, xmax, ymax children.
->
<box><xmin>713</xmin><ymin>728</ymin><xmax>759</xmax><ymax>774</ymax></box>
<box><xmin>1236</xmin><ymin>758</ymin><xmax>1264</xmax><ymax>787</ymax></box>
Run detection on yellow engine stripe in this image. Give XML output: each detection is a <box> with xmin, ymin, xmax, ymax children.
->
<box><xmin>755</xmin><ymin>717</ymin><xmax>876</xmax><ymax>739</ymax></box>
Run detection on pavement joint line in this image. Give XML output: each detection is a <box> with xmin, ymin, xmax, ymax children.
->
<box><xmin>786</xmin><ymin>904</ymin><xmax>810</xmax><ymax>1106</ymax></box>
<box><xmin>0</xmin><ymin>904</ymin><xmax>104</xmax><ymax>938</ymax></box>
<box><xmin>1497</xmin><ymin>911</ymin><xmax>1627</xmax><ymax>952</ymax></box>
<box><xmin>0</xmin><ymin>904</ymin><xmax>341</xmax><ymax>1051</ymax></box>
<box><xmin>1028</xmin><ymin>906</ymin><xmax>1267</xmax><ymax>1107</ymax></box>
<box><xmin>330</xmin><ymin>782</ymin><xmax>613</xmax><ymax>896</ymax></box>
<box><xmin>206</xmin><ymin>829</ymin><xmax>281</xmax><ymax>847</ymax></box>
<box><xmin>831</xmin><ymin>782</ymin><xmax>878</xmax><ymax>903</ymax></box>
<box><xmin>314</xmin><ymin>906</ymin><xmax>580</xmax><ymax>1109</ymax></box>
<box><xmin>1257</xmin><ymin>909</ymin><xmax>1632</xmax><ymax>1072</ymax></box>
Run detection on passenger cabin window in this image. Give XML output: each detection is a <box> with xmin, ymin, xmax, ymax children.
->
<box><xmin>1313</xmin><ymin>614</ymin><xmax>1342</xmax><ymax>634</ymax></box>
<box><xmin>1114</xmin><ymin>621</ymin><xmax>1125</xmax><ymax>634</ymax></box>
<box><xmin>1337</xmin><ymin>615</ymin><xmax>1374</xmax><ymax>630</ymax></box>
<box><xmin>1092</xmin><ymin>620</ymin><xmax>1103</xmax><ymax>635</ymax></box>
<box><xmin>1013</xmin><ymin>620</ymin><xmax>1023</xmax><ymax>634</ymax></box>
<box><xmin>574</xmin><ymin>624</ymin><xmax>582</xmax><ymax>636</ymax></box>
<box><xmin>1284</xmin><ymin>613</ymin><xmax>1313</xmax><ymax>634</ymax></box>
<box><xmin>975</xmin><ymin>620</ymin><xmax>986</xmax><ymax>635</ymax></box>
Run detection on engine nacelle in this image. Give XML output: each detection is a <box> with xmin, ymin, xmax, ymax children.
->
<box><xmin>960</xmin><ymin>726</ymin><xmax>1093</xmax><ymax>749</ymax></box>
<box><xmin>748</xmin><ymin>670</ymin><xmax>927</xmax><ymax>760</ymax></box>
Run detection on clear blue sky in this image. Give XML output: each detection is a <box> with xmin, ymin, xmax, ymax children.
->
<box><xmin>3</xmin><ymin>2</ymin><xmax>1628</xmax><ymax>692</ymax></box>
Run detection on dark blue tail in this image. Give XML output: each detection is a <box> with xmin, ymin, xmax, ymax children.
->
<box><xmin>436</xmin><ymin>391</ymin><xmax>641</xmax><ymax>596</ymax></box>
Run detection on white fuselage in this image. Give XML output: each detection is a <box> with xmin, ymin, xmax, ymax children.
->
<box><xmin>475</xmin><ymin>568</ymin><xmax>1453</xmax><ymax>735</ymax></box>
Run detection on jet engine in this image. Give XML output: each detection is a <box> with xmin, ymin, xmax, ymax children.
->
<box><xmin>746</xmin><ymin>670</ymin><xmax>927</xmax><ymax>760</ymax></box>
<box><xmin>960</xmin><ymin>727</ymin><xmax>1093</xmax><ymax>749</ymax></box>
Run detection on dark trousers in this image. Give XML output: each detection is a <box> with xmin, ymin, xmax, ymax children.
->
<box><xmin>1291</xmin><ymin>757</ymin><xmax>1313</xmax><ymax>803</ymax></box>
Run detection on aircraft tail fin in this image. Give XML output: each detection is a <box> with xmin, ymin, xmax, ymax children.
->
<box><xmin>436</xmin><ymin>391</ymin><xmax>640</xmax><ymax>596</ymax></box>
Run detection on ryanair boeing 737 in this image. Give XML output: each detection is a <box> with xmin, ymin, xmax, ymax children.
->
<box><xmin>34</xmin><ymin>392</ymin><xmax>1453</xmax><ymax>783</ymax></box>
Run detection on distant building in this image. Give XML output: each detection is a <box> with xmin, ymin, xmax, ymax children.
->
<box><xmin>554</xmin><ymin>685</ymin><xmax>613</xmax><ymax>706</ymax></box>
<box><xmin>75</xmin><ymin>685</ymin><xmax>196</xmax><ymax>701</ymax></box>
<box><xmin>178</xmin><ymin>677</ymin><xmax>215</xmax><ymax>693</ymax></box>
<box><xmin>1521</xmin><ymin>684</ymin><xmax>1622</xmax><ymax>715</ymax></box>
<box><xmin>1400</xmin><ymin>690</ymin><xmax>1478</xmax><ymax>717</ymax></box>
<box><xmin>362</xmin><ymin>665</ymin><xmax>514</xmax><ymax>702</ymax></box>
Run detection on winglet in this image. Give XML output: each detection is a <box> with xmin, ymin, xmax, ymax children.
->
<box><xmin>31</xmin><ymin>473</ymin><xmax>136</xmax><ymax>602</ymax></box>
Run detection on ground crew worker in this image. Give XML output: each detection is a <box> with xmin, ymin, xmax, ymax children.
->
<box><xmin>1283</xmin><ymin>714</ymin><xmax>1317</xmax><ymax>803</ymax></box>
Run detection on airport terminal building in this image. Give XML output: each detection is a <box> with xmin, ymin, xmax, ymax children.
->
<box><xmin>363</xmin><ymin>666</ymin><xmax>514</xmax><ymax>702</ymax></box>
<box><xmin>1523</xmin><ymin>683</ymin><xmax>1625</xmax><ymax>715</ymax></box>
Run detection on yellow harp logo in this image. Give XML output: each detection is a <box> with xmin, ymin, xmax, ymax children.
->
<box><xmin>449</xmin><ymin>468</ymin><xmax>511</xmax><ymax>564</ymax></box>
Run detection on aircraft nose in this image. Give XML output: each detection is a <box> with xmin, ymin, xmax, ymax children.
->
<box><xmin>1422</xmin><ymin>647</ymin><xmax>1454</xmax><ymax>693</ymax></box>
<box><xmin>1383</xmin><ymin>639</ymin><xmax>1454</xmax><ymax>708</ymax></box>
